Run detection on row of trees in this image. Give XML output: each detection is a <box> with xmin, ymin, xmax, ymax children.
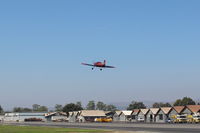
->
<box><xmin>59</xmin><ymin>97</ymin><xmax>199</xmax><ymax>112</ymax></box>
<box><xmin>127</xmin><ymin>97</ymin><xmax>198</xmax><ymax>110</ymax></box>
<box><xmin>12</xmin><ymin>104</ymin><xmax>48</xmax><ymax>112</ymax></box>
<box><xmin>86</xmin><ymin>101</ymin><xmax>116</xmax><ymax>111</ymax></box>
<box><xmin>173</xmin><ymin>97</ymin><xmax>197</xmax><ymax>106</ymax></box>
<box><xmin>1</xmin><ymin>97</ymin><xmax>199</xmax><ymax>113</ymax></box>
<box><xmin>55</xmin><ymin>101</ymin><xmax>117</xmax><ymax>113</ymax></box>
<box><xmin>127</xmin><ymin>101</ymin><xmax>172</xmax><ymax>110</ymax></box>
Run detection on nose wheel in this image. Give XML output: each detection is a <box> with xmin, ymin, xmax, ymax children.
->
<box><xmin>100</xmin><ymin>69</ymin><xmax>102</xmax><ymax>71</ymax></box>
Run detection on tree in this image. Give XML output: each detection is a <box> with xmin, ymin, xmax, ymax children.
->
<box><xmin>105</xmin><ymin>104</ymin><xmax>117</xmax><ymax>111</ymax></box>
<box><xmin>86</xmin><ymin>100</ymin><xmax>95</xmax><ymax>110</ymax></box>
<box><xmin>127</xmin><ymin>101</ymin><xmax>146</xmax><ymax>110</ymax></box>
<box><xmin>32</xmin><ymin>104</ymin><xmax>48</xmax><ymax>112</ymax></box>
<box><xmin>0</xmin><ymin>105</ymin><xmax>4</xmax><ymax>114</ymax></box>
<box><xmin>23</xmin><ymin>108</ymin><xmax>32</xmax><ymax>112</ymax></box>
<box><xmin>76</xmin><ymin>101</ymin><xmax>82</xmax><ymax>108</ymax></box>
<box><xmin>37</xmin><ymin>106</ymin><xmax>48</xmax><ymax>112</ymax></box>
<box><xmin>164</xmin><ymin>102</ymin><xmax>172</xmax><ymax>107</ymax></box>
<box><xmin>152</xmin><ymin>102</ymin><xmax>160</xmax><ymax>108</ymax></box>
<box><xmin>173</xmin><ymin>99</ymin><xmax>182</xmax><ymax>106</ymax></box>
<box><xmin>76</xmin><ymin>101</ymin><xmax>83</xmax><ymax>110</ymax></box>
<box><xmin>152</xmin><ymin>102</ymin><xmax>171</xmax><ymax>108</ymax></box>
<box><xmin>96</xmin><ymin>101</ymin><xmax>106</xmax><ymax>110</ymax></box>
<box><xmin>55</xmin><ymin>104</ymin><xmax>63</xmax><ymax>112</ymax></box>
<box><xmin>32</xmin><ymin>104</ymin><xmax>40</xmax><ymax>111</ymax></box>
<box><xmin>181</xmin><ymin>97</ymin><xmax>196</xmax><ymax>105</ymax></box>
<box><xmin>13</xmin><ymin>107</ymin><xmax>32</xmax><ymax>112</ymax></box>
<box><xmin>62</xmin><ymin>103</ymin><xmax>83</xmax><ymax>113</ymax></box>
<box><xmin>13</xmin><ymin>107</ymin><xmax>23</xmax><ymax>112</ymax></box>
<box><xmin>173</xmin><ymin>97</ymin><xmax>196</xmax><ymax>106</ymax></box>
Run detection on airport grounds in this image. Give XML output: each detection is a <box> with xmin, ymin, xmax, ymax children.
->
<box><xmin>1</xmin><ymin>121</ymin><xmax>200</xmax><ymax>133</ymax></box>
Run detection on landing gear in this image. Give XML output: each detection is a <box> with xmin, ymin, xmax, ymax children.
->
<box><xmin>91</xmin><ymin>67</ymin><xmax>103</xmax><ymax>71</ymax></box>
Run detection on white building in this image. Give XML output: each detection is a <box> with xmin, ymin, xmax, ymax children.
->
<box><xmin>119</xmin><ymin>111</ymin><xmax>132</xmax><ymax>122</ymax></box>
<box><xmin>146</xmin><ymin>108</ymin><xmax>160</xmax><ymax>123</ymax></box>
<box><xmin>44</xmin><ymin>112</ymin><xmax>68</xmax><ymax>122</ymax></box>
<box><xmin>112</xmin><ymin>111</ymin><xmax>121</xmax><ymax>122</ymax></box>
<box><xmin>4</xmin><ymin>112</ymin><xmax>46</xmax><ymax>122</ymax></box>
<box><xmin>77</xmin><ymin>110</ymin><xmax>106</xmax><ymax>122</ymax></box>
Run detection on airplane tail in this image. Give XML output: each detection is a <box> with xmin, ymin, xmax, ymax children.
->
<box><xmin>104</xmin><ymin>60</ymin><xmax>106</xmax><ymax>65</ymax></box>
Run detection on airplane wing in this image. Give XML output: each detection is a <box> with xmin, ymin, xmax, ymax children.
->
<box><xmin>104</xmin><ymin>65</ymin><xmax>115</xmax><ymax>68</ymax></box>
<box><xmin>81</xmin><ymin>63</ymin><xmax>95</xmax><ymax>66</ymax></box>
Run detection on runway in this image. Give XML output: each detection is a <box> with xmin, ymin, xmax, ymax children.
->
<box><xmin>3</xmin><ymin>122</ymin><xmax>200</xmax><ymax>133</ymax></box>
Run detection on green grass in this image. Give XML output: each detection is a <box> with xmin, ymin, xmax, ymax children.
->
<box><xmin>0</xmin><ymin>125</ymin><xmax>107</xmax><ymax>133</ymax></box>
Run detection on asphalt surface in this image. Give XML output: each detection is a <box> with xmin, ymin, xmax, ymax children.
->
<box><xmin>2</xmin><ymin>122</ymin><xmax>200</xmax><ymax>133</ymax></box>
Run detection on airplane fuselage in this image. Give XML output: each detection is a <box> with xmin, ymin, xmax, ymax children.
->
<box><xmin>94</xmin><ymin>62</ymin><xmax>105</xmax><ymax>67</ymax></box>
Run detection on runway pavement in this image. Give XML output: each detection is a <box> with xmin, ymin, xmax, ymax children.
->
<box><xmin>2</xmin><ymin>122</ymin><xmax>200</xmax><ymax>133</ymax></box>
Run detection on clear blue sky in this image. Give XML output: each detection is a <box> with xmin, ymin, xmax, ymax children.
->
<box><xmin>0</xmin><ymin>0</ymin><xmax>200</xmax><ymax>110</ymax></box>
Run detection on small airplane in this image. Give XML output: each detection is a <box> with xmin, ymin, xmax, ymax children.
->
<box><xmin>81</xmin><ymin>60</ymin><xmax>115</xmax><ymax>70</ymax></box>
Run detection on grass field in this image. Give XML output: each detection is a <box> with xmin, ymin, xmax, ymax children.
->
<box><xmin>0</xmin><ymin>125</ymin><xmax>107</xmax><ymax>133</ymax></box>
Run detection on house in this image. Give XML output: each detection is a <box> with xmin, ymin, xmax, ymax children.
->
<box><xmin>119</xmin><ymin>110</ymin><xmax>132</xmax><ymax>122</ymax></box>
<box><xmin>68</xmin><ymin>112</ymin><xmax>74</xmax><ymax>122</ymax></box>
<box><xmin>183</xmin><ymin>105</ymin><xmax>200</xmax><ymax>115</ymax></box>
<box><xmin>131</xmin><ymin>109</ymin><xmax>140</xmax><ymax>122</ymax></box>
<box><xmin>168</xmin><ymin>106</ymin><xmax>185</xmax><ymax>119</ymax></box>
<box><xmin>77</xmin><ymin>110</ymin><xmax>106</xmax><ymax>122</ymax></box>
<box><xmin>45</xmin><ymin>112</ymin><xmax>57</xmax><ymax>121</ymax></box>
<box><xmin>44</xmin><ymin>112</ymin><xmax>68</xmax><ymax>122</ymax></box>
<box><xmin>146</xmin><ymin>108</ymin><xmax>160</xmax><ymax>122</ymax></box>
<box><xmin>156</xmin><ymin>107</ymin><xmax>172</xmax><ymax>123</ymax></box>
<box><xmin>137</xmin><ymin>109</ymin><xmax>149</xmax><ymax>122</ymax></box>
<box><xmin>112</xmin><ymin>111</ymin><xmax>121</xmax><ymax>122</ymax></box>
<box><xmin>0</xmin><ymin>115</ymin><xmax>4</xmax><ymax>122</ymax></box>
<box><xmin>4</xmin><ymin>113</ymin><xmax>19</xmax><ymax>122</ymax></box>
<box><xmin>68</xmin><ymin>111</ymin><xmax>79</xmax><ymax>122</ymax></box>
<box><xmin>104</xmin><ymin>111</ymin><xmax>115</xmax><ymax>119</ymax></box>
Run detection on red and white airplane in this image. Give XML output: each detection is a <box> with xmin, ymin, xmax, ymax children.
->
<box><xmin>81</xmin><ymin>60</ymin><xmax>115</xmax><ymax>70</ymax></box>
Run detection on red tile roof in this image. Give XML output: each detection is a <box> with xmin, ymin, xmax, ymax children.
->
<box><xmin>149</xmin><ymin>108</ymin><xmax>160</xmax><ymax>115</ymax></box>
<box><xmin>160</xmin><ymin>107</ymin><xmax>172</xmax><ymax>114</ymax></box>
<box><xmin>133</xmin><ymin>109</ymin><xmax>140</xmax><ymax>113</ymax></box>
<box><xmin>173</xmin><ymin>106</ymin><xmax>185</xmax><ymax>113</ymax></box>
<box><xmin>186</xmin><ymin>105</ymin><xmax>200</xmax><ymax>113</ymax></box>
<box><xmin>140</xmin><ymin>109</ymin><xmax>149</xmax><ymax>115</ymax></box>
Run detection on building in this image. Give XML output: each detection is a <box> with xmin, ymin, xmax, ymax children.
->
<box><xmin>119</xmin><ymin>110</ymin><xmax>132</xmax><ymax>122</ymax></box>
<box><xmin>4</xmin><ymin>112</ymin><xmax>46</xmax><ymax>122</ymax></box>
<box><xmin>183</xmin><ymin>105</ymin><xmax>200</xmax><ymax>115</ymax></box>
<box><xmin>112</xmin><ymin>111</ymin><xmax>121</xmax><ymax>122</ymax></box>
<box><xmin>156</xmin><ymin>107</ymin><xmax>172</xmax><ymax>123</ymax></box>
<box><xmin>131</xmin><ymin>109</ymin><xmax>140</xmax><ymax>122</ymax></box>
<box><xmin>0</xmin><ymin>115</ymin><xmax>4</xmax><ymax>122</ymax></box>
<box><xmin>146</xmin><ymin>108</ymin><xmax>160</xmax><ymax>122</ymax></box>
<box><xmin>77</xmin><ymin>110</ymin><xmax>106</xmax><ymax>122</ymax></box>
<box><xmin>68</xmin><ymin>111</ymin><xmax>79</xmax><ymax>122</ymax></box>
<box><xmin>137</xmin><ymin>109</ymin><xmax>149</xmax><ymax>122</ymax></box>
<box><xmin>168</xmin><ymin>106</ymin><xmax>185</xmax><ymax>119</ymax></box>
<box><xmin>44</xmin><ymin>112</ymin><xmax>68</xmax><ymax>122</ymax></box>
<box><xmin>104</xmin><ymin>111</ymin><xmax>115</xmax><ymax>119</ymax></box>
<box><xmin>68</xmin><ymin>112</ymin><xmax>74</xmax><ymax>122</ymax></box>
